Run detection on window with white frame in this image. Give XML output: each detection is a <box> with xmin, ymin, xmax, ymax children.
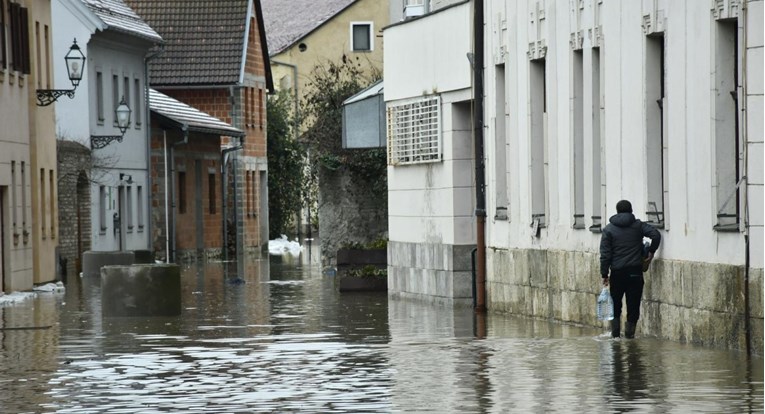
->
<box><xmin>387</xmin><ymin>95</ymin><xmax>441</xmax><ymax>165</ymax></box>
<box><xmin>350</xmin><ymin>22</ymin><xmax>373</xmax><ymax>52</ymax></box>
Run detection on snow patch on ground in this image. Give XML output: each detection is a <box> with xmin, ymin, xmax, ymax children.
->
<box><xmin>269</xmin><ymin>235</ymin><xmax>303</xmax><ymax>256</ymax></box>
<box><xmin>0</xmin><ymin>282</ymin><xmax>66</xmax><ymax>307</ymax></box>
<box><xmin>33</xmin><ymin>282</ymin><xmax>66</xmax><ymax>293</ymax></box>
<box><xmin>0</xmin><ymin>291</ymin><xmax>37</xmax><ymax>306</ymax></box>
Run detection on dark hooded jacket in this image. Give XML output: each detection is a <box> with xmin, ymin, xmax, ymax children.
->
<box><xmin>600</xmin><ymin>213</ymin><xmax>661</xmax><ymax>277</ymax></box>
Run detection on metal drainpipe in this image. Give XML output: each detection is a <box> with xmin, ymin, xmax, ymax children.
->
<box><xmin>144</xmin><ymin>47</ymin><xmax>164</xmax><ymax>253</ymax></box>
<box><xmin>169</xmin><ymin>126</ymin><xmax>189</xmax><ymax>262</ymax></box>
<box><xmin>472</xmin><ymin>0</ymin><xmax>487</xmax><ymax>312</ymax></box>
<box><xmin>739</xmin><ymin>2</ymin><xmax>751</xmax><ymax>356</ymax></box>
<box><xmin>222</xmin><ymin>142</ymin><xmax>243</xmax><ymax>262</ymax></box>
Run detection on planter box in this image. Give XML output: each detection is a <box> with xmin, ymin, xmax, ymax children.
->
<box><xmin>336</xmin><ymin>248</ymin><xmax>387</xmax><ymax>292</ymax></box>
<box><xmin>336</xmin><ymin>248</ymin><xmax>386</xmax><ymax>267</ymax></box>
<box><xmin>337</xmin><ymin>276</ymin><xmax>387</xmax><ymax>292</ymax></box>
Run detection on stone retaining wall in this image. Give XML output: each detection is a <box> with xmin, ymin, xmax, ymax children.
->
<box><xmin>388</xmin><ymin>241</ymin><xmax>475</xmax><ymax>307</ymax></box>
<box><xmin>486</xmin><ymin>248</ymin><xmax>763</xmax><ymax>354</ymax></box>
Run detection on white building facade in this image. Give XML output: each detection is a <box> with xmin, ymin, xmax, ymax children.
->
<box><xmin>385</xmin><ymin>1</ymin><xmax>476</xmax><ymax>306</ymax></box>
<box><xmin>52</xmin><ymin>0</ymin><xmax>161</xmax><ymax>252</ymax></box>
<box><xmin>481</xmin><ymin>0</ymin><xmax>762</xmax><ymax>352</ymax></box>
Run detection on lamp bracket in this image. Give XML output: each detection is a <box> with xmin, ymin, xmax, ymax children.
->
<box><xmin>91</xmin><ymin>135</ymin><xmax>124</xmax><ymax>150</ymax></box>
<box><xmin>36</xmin><ymin>88</ymin><xmax>76</xmax><ymax>106</ymax></box>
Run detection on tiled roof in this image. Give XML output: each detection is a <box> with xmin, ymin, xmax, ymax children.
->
<box><xmin>80</xmin><ymin>0</ymin><xmax>162</xmax><ymax>43</ymax></box>
<box><xmin>261</xmin><ymin>0</ymin><xmax>356</xmax><ymax>55</ymax></box>
<box><xmin>149</xmin><ymin>89</ymin><xmax>244</xmax><ymax>137</ymax></box>
<box><xmin>125</xmin><ymin>0</ymin><xmax>250</xmax><ymax>86</ymax></box>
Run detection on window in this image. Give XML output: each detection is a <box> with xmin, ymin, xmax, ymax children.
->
<box><xmin>10</xmin><ymin>160</ymin><xmax>16</xmax><ymax>234</ymax></box>
<box><xmin>49</xmin><ymin>169</ymin><xmax>54</xmax><ymax>237</ymax></box>
<box><xmin>112</xmin><ymin>74</ymin><xmax>119</xmax><ymax>125</ymax></box>
<box><xmin>387</xmin><ymin>95</ymin><xmax>441</xmax><ymax>165</ymax></box>
<box><xmin>20</xmin><ymin>161</ymin><xmax>26</xmax><ymax>237</ymax></box>
<box><xmin>136</xmin><ymin>185</ymin><xmax>143</xmax><ymax>230</ymax></box>
<box><xmin>530</xmin><ymin>58</ymin><xmax>547</xmax><ymax>228</ymax></box>
<box><xmin>96</xmin><ymin>71</ymin><xmax>104</xmax><ymax>122</ymax></box>
<box><xmin>34</xmin><ymin>21</ymin><xmax>39</xmax><ymax>87</ymax></box>
<box><xmin>123</xmin><ymin>76</ymin><xmax>130</xmax><ymax>111</ymax></box>
<box><xmin>1</xmin><ymin>0</ymin><xmax>6</xmax><ymax>70</ymax></box>
<box><xmin>590</xmin><ymin>47</ymin><xmax>604</xmax><ymax>232</ymax></box>
<box><xmin>246</xmin><ymin>171</ymin><xmax>253</xmax><ymax>216</ymax></box>
<box><xmin>99</xmin><ymin>185</ymin><xmax>106</xmax><ymax>232</ymax></box>
<box><xmin>208</xmin><ymin>173</ymin><xmax>216</xmax><ymax>214</ymax></box>
<box><xmin>44</xmin><ymin>24</ymin><xmax>49</xmax><ymax>88</ymax></box>
<box><xmin>350</xmin><ymin>22</ymin><xmax>372</xmax><ymax>52</ymax></box>
<box><xmin>126</xmin><ymin>186</ymin><xmax>133</xmax><ymax>231</ymax></box>
<box><xmin>40</xmin><ymin>168</ymin><xmax>46</xmax><ymax>238</ymax></box>
<box><xmin>645</xmin><ymin>33</ymin><xmax>666</xmax><ymax>228</ymax></box>
<box><xmin>178</xmin><ymin>171</ymin><xmax>186</xmax><ymax>214</ymax></box>
<box><xmin>714</xmin><ymin>20</ymin><xmax>740</xmax><ymax>230</ymax></box>
<box><xmin>9</xmin><ymin>2</ymin><xmax>30</xmax><ymax>73</ymax></box>
<box><xmin>494</xmin><ymin>64</ymin><xmax>508</xmax><ymax>220</ymax></box>
<box><xmin>133</xmin><ymin>78</ymin><xmax>141</xmax><ymax>127</ymax></box>
<box><xmin>258</xmin><ymin>88</ymin><xmax>263</xmax><ymax>129</ymax></box>
<box><xmin>572</xmin><ymin>50</ymin><xmax>585</xmax><ymax>229</ymax></box>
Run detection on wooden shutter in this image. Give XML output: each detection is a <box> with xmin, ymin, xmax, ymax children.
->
<box><xmin>0</xmin><ymin>0</ymin><xmax>6</xmax><ymax>69</ymax></box>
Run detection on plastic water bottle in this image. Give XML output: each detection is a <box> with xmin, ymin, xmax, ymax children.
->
<box><xmin>597</xmin><ymin>287</ymin><xmax>614</xmax><ymax>321</ymax></box>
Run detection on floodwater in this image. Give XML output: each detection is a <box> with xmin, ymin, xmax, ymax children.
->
<box><xmin>0</xmin><ymin>243</ymin><xmax>762</xmax><ymax>413</ymax></box>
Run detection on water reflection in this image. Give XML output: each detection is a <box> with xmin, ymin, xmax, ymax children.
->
<box><xmin>0</xmin><ymin>247</ymin><xmax>762</xmax><ymax>413</ymax></box>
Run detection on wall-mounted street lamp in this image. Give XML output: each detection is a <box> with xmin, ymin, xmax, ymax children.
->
<box><xmin>36</xmin><ymin>39</ymin><xmax>86</xmax><ymax>106</ymax></box>
<box><xmin>91</xmin><ymin>97</ymin><xmax>132</xmax><ymax>149</ymax></box>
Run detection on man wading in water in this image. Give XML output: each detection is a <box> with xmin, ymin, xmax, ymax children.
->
<box><xmin>600</xmin><ymin>200</ymin><xmax>661</xmax><ymax>338</ymax></box>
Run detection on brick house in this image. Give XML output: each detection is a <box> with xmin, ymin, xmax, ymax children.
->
<box><xmin>149</xmin><ymin>89</ymin><xmax>244</xmax><ymax>262</ymax></box>
<box><xmin>127</xmin><ymin>0</ymin><xmax>274</xmax><ymax>261</ymax></box>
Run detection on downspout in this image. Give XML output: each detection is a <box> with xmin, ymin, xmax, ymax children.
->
<box><xmin>163</xmin><ymin>130</ymin><xmax>170</xmax><ymax>263</ymax></box>
<box><xmin>472</xmin><ymin>0</ymin><xmax>487</xmax><ymax>312</ymax></box>
<box><xmin>169</xmin><ymin>126</ymin><xmax>189</xmax><ymax>262</ymax></box>
<box><xmin>739</xmin><ymin>3</ymin><xmax>751</xmax><ymax>356</ymax></box>
<box><xmin>144</xmin><ymin>47</ymin><xmax>164</xmax><ymax>253</ymax></box>
<box><xmin>222</xmin><ymin>141</ymin><xmax>243</xmax><ymax>262</ymax></box>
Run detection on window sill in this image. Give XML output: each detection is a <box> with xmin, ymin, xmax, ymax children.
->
<box><xmin>588</xmin><ymin>225</ymin><xmax>602</xmax><ymax>234</ymax></box>
<box><xmin>713</xmin><ymin>224</ymin><xmax>740</xmax><ymax>232</ymax></box>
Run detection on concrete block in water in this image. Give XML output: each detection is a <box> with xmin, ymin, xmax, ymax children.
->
<box><xmin>82</xmin><ymin>251</ymin><xmax>135</xmax><ymax>278</ymax></box>
<box><xmin>101</xmin><ymin>264</ymin><xmax>181</xmax><ymax>317</ymax></box>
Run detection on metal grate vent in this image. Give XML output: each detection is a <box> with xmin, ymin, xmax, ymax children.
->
<box><xmin>386</xmin><ymin>95</ymin><xmax>441</xmax><ymax>165</ymax></box>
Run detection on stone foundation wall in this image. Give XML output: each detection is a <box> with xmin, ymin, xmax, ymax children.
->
<box><xmin>388</xmin><ymin>241</ymin><xmax>475</xmax><ymax>307</ymax></box>
<box><xmin>487</xmin><ymin>248</ymin><xmax>763</xmax><ymax>354</ymax></box>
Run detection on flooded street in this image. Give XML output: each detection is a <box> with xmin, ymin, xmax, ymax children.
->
<box><xmin>0</xmin><ymin>244</ymin><xmax>762</xmax><ymax>413</ymax></box>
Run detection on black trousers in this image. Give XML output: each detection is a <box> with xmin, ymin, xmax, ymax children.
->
<box><xmin>610</xmin><ymin>266</ymin><xmax>644</xmax><ymax>323</ymax></box>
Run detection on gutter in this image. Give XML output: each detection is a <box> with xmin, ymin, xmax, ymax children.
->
<box><xmin>167</xmin><ymin>126</ymin><xmax>189</xmax><ymax>262</ymax></box>
<box><xmin>472</xmin><ymin>0</ymin><xmax>487</xmax><ymax>312</ymax></box>
<box><xmin>271</xmin><ymin>60</ymin><xmax>300</xmax><ymax>139</ymax></box>
<box><xmin>221</xmin><ymin>141</ymin><xmax>244</xmax><ymax>262</ymax></box>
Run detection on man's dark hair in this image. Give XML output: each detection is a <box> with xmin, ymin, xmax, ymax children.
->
<box><xmin>616</xmin><ymin>200</ymin><xmax>633</xmax><ymax>213</ymax></box>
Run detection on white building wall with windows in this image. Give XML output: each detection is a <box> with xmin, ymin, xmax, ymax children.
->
<box><xmin>482</xmin><ymin>0</ymin><xmax>762</xmax><ymax>353</ymax></box>
<box><xmin>53</xmin><ymin>0</ymin><xmax>159</xmax><ymax>253</ymax></box>
<box><xmin>384</xmin><ymin>1</ymin><xmax>476</xmax><ymax>305</ymax></box>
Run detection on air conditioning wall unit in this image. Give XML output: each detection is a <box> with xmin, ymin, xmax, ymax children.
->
<box><xmin>403</xmin><ymin>4</ymin><xmax>426</xmax><ymax>19</ymax></box>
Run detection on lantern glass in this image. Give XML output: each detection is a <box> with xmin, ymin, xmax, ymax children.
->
<box><xmin>65</xmin><ymin>39</ymin><xmax>86</xmax><ymax>87</ymax></box>
<box><xmin>115</xmin><ymin>97</ymin><xmax>132</xmax><ymax>133</ymax></box>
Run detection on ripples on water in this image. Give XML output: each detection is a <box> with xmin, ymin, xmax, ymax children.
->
<box><xmin>0</xmin><ymin>251</ymin><xmax>762</xmax><ymax>413</ymax></box>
